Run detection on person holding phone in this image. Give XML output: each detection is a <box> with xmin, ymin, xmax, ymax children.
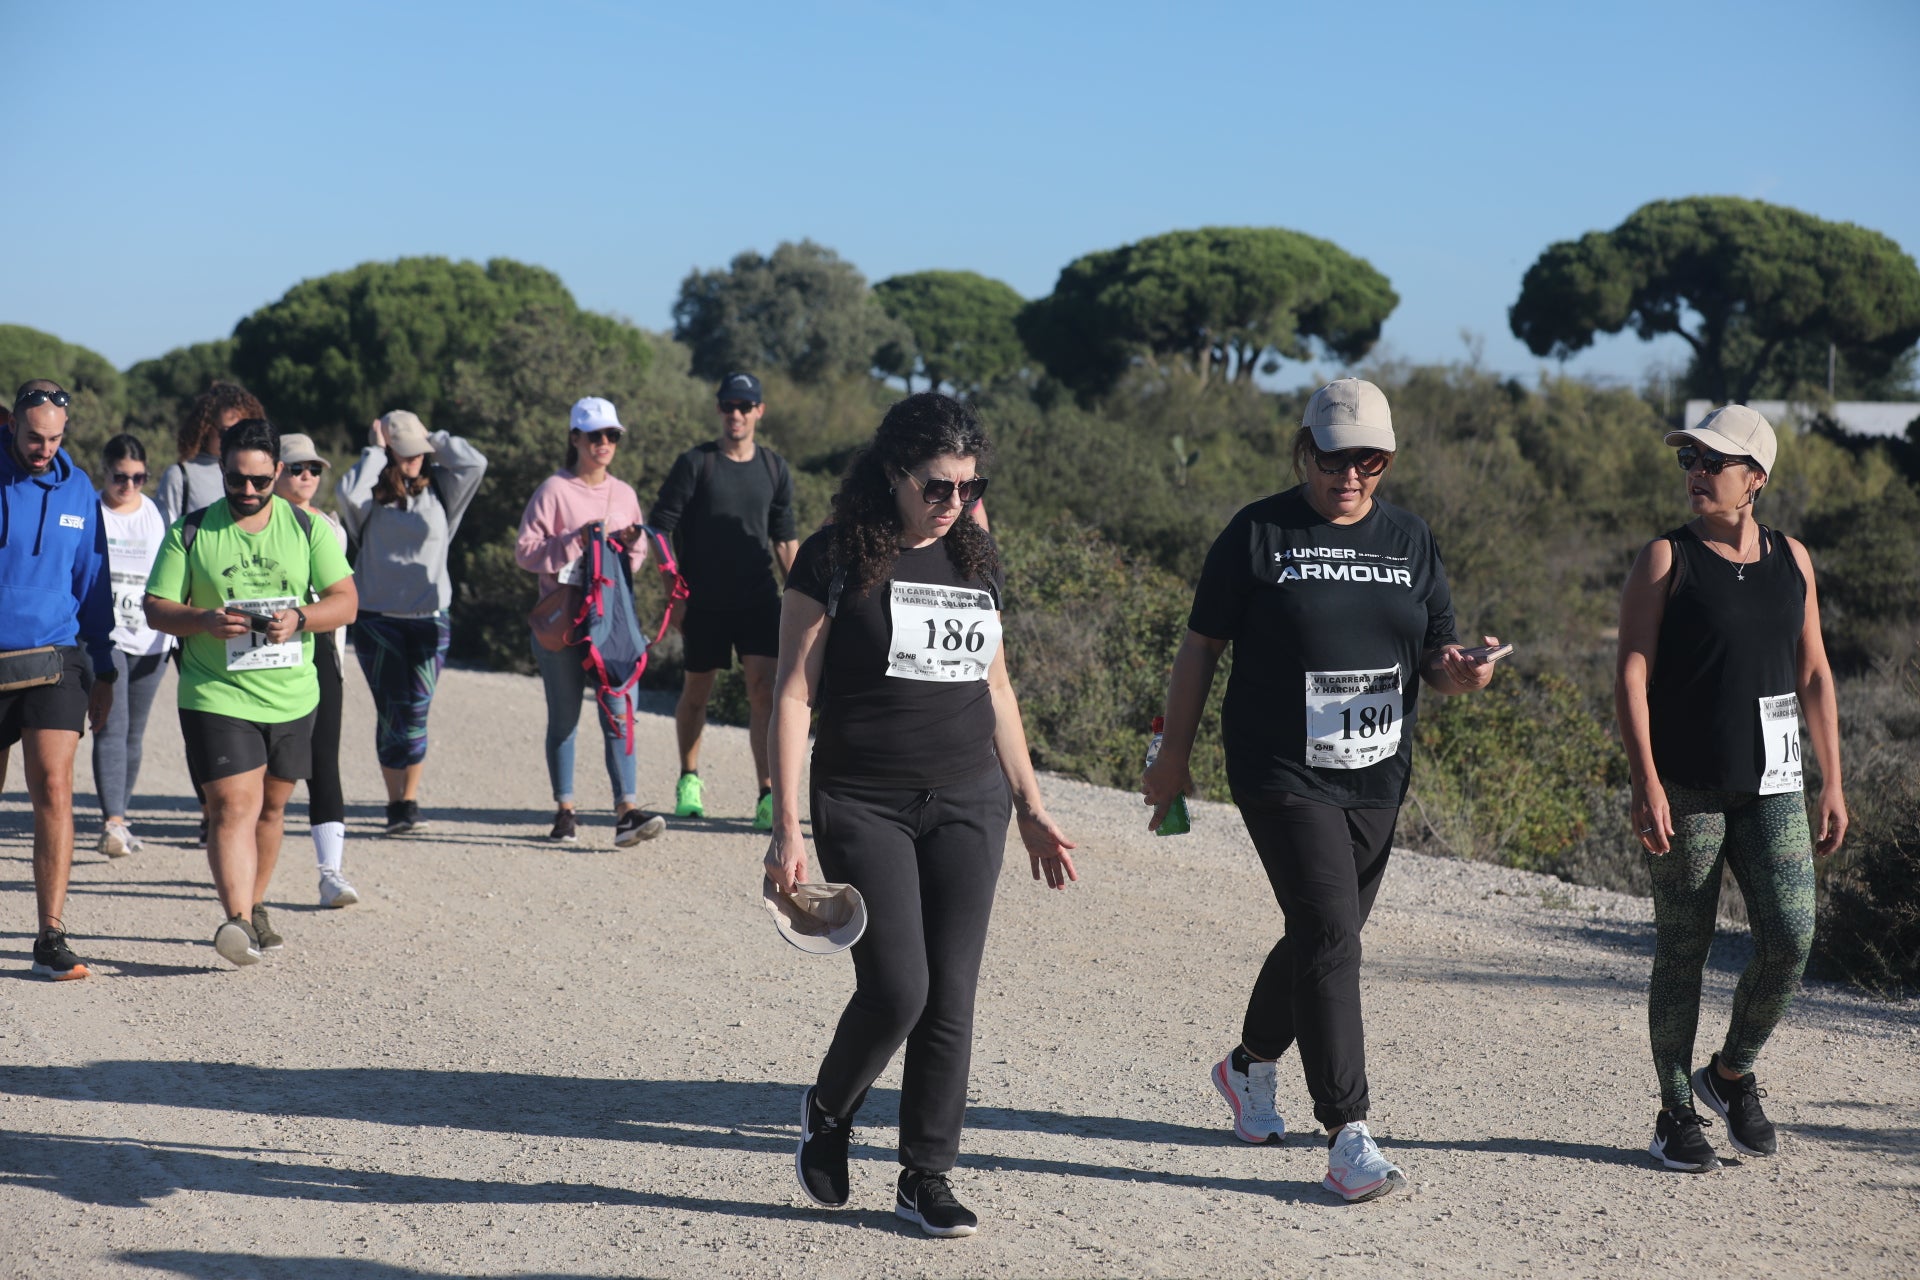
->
<box><xmin>1141</xmin><ymin>378</ymin><xmax>1504</xmax><ymax>1203</ymax></box>
<box><xmin>1615</xmin><ymin>405</ymin><xmax>1845</xmax><ymax>1173</ymax></box>
<box><xmin>144</xmin><ymin>418</ymin><xmax>357</xmax><ymax>967</ymax></box>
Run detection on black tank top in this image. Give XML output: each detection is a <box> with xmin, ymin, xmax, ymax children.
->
<box><xmin>1649</xmin><ymin>524</ymin><xmax>1804</xmax><ymax>793</ymax></box>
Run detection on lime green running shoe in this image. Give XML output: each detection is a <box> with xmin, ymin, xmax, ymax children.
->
<box><xmin>753</xmin><ymin>791</ymin><xmax>774</xmax><ymax>832</ymax></box>
<box><xmin>675</xmin><ymin>772</ymin><xmax>706</xmax><ymax>819</ymax></box>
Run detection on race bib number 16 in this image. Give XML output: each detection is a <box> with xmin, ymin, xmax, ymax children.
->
<box><xmin>886</xmin><ymin>581</ymin><xmax>1001</xmax><ymax>682</ymax></box>
<box><xmin>1304</xmin><ymin>666</ymin><xmax>1403</xmax><ymax>770</ymax></box>
<box><xmin>1757</xmin><ymin>693</ymin><xmax>1803</xmax><ymax>795</ymax></box>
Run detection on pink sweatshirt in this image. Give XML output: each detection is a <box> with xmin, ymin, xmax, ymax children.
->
<box><xmin>515</xmin><ymin>470</ymin><xmax>650</xmax><ymax>596</ymax></box>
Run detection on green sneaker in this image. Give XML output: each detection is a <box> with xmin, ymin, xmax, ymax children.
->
<box><xmin>675</xmin><ymin>773</ymin><xmax>706</xmax><ymax>819</ymax></box>
<box><xmin>250</xmin><ymin>904</ymin><xmax>284</xmax><ymax>952</ymax></box>
<box><xmin>753</xmin><ymin>791</ymin><xmax>774</xmax><ymax>832</ymax></box>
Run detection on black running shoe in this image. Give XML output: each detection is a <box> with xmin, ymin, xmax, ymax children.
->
<box><xmin>896</xmin><ymin>1169</ymin><xmax>978</xmax><ymax>1237</ymax></box>
<box><xmin>31</xmin><ymin>929</ymin><xmax>90</xmax><ymax>981</ymax></box>
<box><xmin>1693</xmin><ymin>1054</ymin><xmax>1777</xmax><ymax>1157</ymax></box>
<box><xmin>250</xmin><ymin>904</ymin><xmax>284</xmax><ymax>952</ymax></box>
<box><xmin>548</xmin><ymin>807</ymin><xmax>578</xmax><ymax>843</ymax></box>
<box><xmin>614</xmin><ymin>808</ymin><xmax>666</xmax><ymax>847</ymax></box>
<box><xmin>796</xmin><ymin>1087</ymin><xmax>852</xmax><ymax>1208</ymax></box>
<box><xmin>385</xmin><ymin>799</ymin><xmax>426</xmax><ymax>835</ymax></box>
<box><xmin>1649</xmin><ymin>1107</ymin><xmax>1720</xmax><ymax>1172</ymax></box>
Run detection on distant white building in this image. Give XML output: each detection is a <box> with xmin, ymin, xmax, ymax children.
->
<box><xmin>1684</xmin><ymin>400</ymin><xmax>1920</xmax><ymax>439</ymax></box>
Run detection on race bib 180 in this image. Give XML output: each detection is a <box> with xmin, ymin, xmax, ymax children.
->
<box><xmin>1304</xmin><ymin>666</ymin><xmax>1403</xmax><ymax>770</ymax></box>
<box><xmin>1757</xmin><ymin>693</ymin><xmax>1803</xmax><ymax>795</ymax></box>
<box><xmin>886</xmin><ymin>580</ymin><xmax>1001</xmax><ymax>682</ymax></box>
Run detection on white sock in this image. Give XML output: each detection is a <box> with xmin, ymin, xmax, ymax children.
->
<box><xmin>312</xmin><ymin>821</ymin><xmax>346</xmax><ymax>873</ymax></box>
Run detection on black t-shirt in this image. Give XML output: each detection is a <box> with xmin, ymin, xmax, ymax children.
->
<box><xmin>786</xmin><ymin>527</ymin><xmax>1005</xmax><ymax>788</ymax></box>
<box><xmin>1188</xmin><ymin>488</ymin><xmax>1458</xmax><ymax>808</ymax></box>
<box><xmin>649</xmin><ymin>442</ymin><xmax>798</xmax><ymax>608</ymax></box>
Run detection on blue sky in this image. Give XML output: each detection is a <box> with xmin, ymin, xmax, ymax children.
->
<box><xmin>4</xmin><ymin>0</ymin><xmax>1916</xmax><ymax>387</ymax></box>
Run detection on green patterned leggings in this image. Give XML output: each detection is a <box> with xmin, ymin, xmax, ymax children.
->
<box><xmin>1646</xmin><ymin>786</ymin><xmax>1815</xmax><ymax>1110</ymax></box>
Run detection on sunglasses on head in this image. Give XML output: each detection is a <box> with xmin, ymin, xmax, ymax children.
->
<box><xmin>110</xmin><ymin>470</ymin><xmax>148</xmax><ymax>486</ymax></box>
<box><xmin>223</xmin><ymin>470</ymin><xmax>276</xmax><ymax>493</ymax></box>
<box><xmin>284</xmin><ymin>461</ymin><xmax>326</xmax><ymax>478</ymax></box>
<box><xmin>14</xmin><ymin>389</ymin><xmax>72</xmax><ymax>412</ymax></box>
<box><xmin>1676</xmin><ymin>445</ymin><xmax>1751</xmax><ymax>475</ymax></box>
<box><xmin>578</xmin><ymin>428</ymin><xmax>622</xmax><ymax>446</ymax></box>
<box><xmin>1313</xmin><ymin>447</ymin><xmax>1390</xmax><ymax>477</ymax></box>
<box><xmin>719</xmin><ymin>400</ymin><xmax>759</xmax><ymax>415</ymax></box>
<box><xmin>908</xmin><ymin>473</ymin><xmax>989</xmax><ymax>505</ymax></box>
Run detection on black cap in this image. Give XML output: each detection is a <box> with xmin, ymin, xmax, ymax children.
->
<box><xmin>717</xmin><ymin>372</ymin><xmax>763</xmax><ymax>404</ymax></box>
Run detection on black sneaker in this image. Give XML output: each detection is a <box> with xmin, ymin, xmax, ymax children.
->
<box><xmin>386</xmin><ymin>799</ymin><xmax>427</xmax><ymax>835</ymax></box>
<box><xmin>31</xmin><ymin>928</ymin><xmax>90</xmax><ymax>981</ymax></box>
<box><xmin>796</xmin><ymin>1087</ymin><xmax>852</xmax><ymax>1208</ymax></box>
<box><xmin>1649</xmin><ymin>1107</ymin><xmax>1721</xmax><ymax>1172</ymax></box>
<box><xmin>895</xmin><ymin>1169</ymin><xmax>978</xmax><ymax>1237</ymax></box>
<box><xmin>548</xmin><ymin>807</ymin><xmax>578</xmax><ymax>843</ymax></box>
<box><xmin>614</xmin><ymin>808</ymin><xmax>667</xmax><ymax>847</ymax></box>
<box><xmin>1693</xmin><ymin>1054</ymin><xmax>1777</xmax><ymax>1157</ymax></box>
<box><xmin>250</xmin><ymin>904</ymin><xmax>284</xmax><ymax>952</ymax></box>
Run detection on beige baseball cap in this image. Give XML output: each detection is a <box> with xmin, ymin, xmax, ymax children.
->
<box><xmin>278</xmin><ymin>433</ymin><xmax>330</xmax><ymax>469</ymax></box>
<box><xmin>1665</xmin><ymin>404</ymin><xmax>1777</xmax><ymax>475</ymax></box>
<box><xmin>379</xmin><ymin>409</ymin><xmax>437</xmax><ymax>459</ymax></box>
<box><xmin>1303</xmin><ymin>377</ymin><xmax>1395</xmax><ymax>453</ymax></box>
<box><xmin>762</xmin><ymin>878</ymin><xmax>868</xmax><ymax>956</ymax></box>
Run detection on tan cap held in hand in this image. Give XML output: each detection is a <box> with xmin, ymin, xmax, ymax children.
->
<box><xmin>762</xmin><ymin>878</ymin><xmax>868</xmax><ymax>956</ymax></box>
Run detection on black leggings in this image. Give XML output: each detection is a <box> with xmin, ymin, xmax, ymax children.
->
<box><xmin>810</xmin><ymin>765</ymin><xmax>1010</xmax><ymax>1174</ymax></box>
<box><xmin>307</xmin><ymin>639</ymin><xmax>345</xmax><ymax>827</ymax></box>
<box><xmin>1236</xmin><ymin>791</ymin><xmax>1398</xmax><ymax>1130</ymax></box>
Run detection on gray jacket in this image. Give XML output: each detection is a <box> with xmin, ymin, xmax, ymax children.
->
<box><xmin>335</xmin><ymin>431</ymin><xmax>488</xmax><ymax>615</ymax></box>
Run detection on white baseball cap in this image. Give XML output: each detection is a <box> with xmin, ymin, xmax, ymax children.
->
<box><xmin>569</xmin><ymin>397</ymin><xmax>624</xmax><ymax>435</ymax></box>
<box><xmin>1303</xmin><ymin>377</ymin><xmax>1396</xmax><ymax>453</ymax></box>
<box><xmin>762</xmin><ymin>878</ymin><xmax>868</xmax><ymax>956</ymax></box>
<box><xmin>1665</xmin><ymin>404</ymin><xmax>1777</xmax><ymax>475</ymax></box>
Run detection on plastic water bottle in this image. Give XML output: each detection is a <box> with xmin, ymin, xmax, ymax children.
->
<box><xmin>1145</xmin><ymin>716</ymin><xmax>1192</xmax><ymax>836</ymax></box>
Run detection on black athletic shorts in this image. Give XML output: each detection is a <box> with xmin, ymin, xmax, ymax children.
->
<box><xmin>0</xmin><ymin>646</ymin><xmax>90</xmax><ymax>747</ymax></box>
<box><xmin>180</xmin><ymin>707</ymin><xmax>316</xmax><ymax>783</ymax></box>
<box><xmin>681</xmin><ymin>598</ymin><xmax>781</xmax><ymax>673</ymax></box>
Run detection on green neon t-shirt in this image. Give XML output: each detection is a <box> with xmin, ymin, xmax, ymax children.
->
<box><xmin>145</xmin><ymin>498</ymin><xmax>353</xmax><ymax>723</ymax></box>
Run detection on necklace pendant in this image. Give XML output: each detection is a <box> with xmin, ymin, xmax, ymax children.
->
<box><xmin>1736</xmin><ymin>563</ymin><xmax>1745</xmax><ymax>581</ymax></box>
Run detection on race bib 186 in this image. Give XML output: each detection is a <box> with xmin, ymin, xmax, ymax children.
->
<box><xmin>1757</xmin><ymin>693</ymin><xmax>1803</xmax><ymax>795</ymax></box>
<box><xmin>110</xmin><ymin>570</ymin><xmax>147</xmax><ymax>631</ymax></box>
<box><xmin>886</xmin><ymin>580</ymin><xmax>1001</xmax><ymax>682</ymax></box>
<box><xmin>1304</xmin><ymin>666</ymin><xmax>1403</xmax><ymax>770</ymax></box>
<box><xmin>224</xmin><ymin>596</ymin><xmax>301</xmax><ymax>671</ymax></box>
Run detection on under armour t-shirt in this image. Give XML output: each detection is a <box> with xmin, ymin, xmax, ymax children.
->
<box><xmin>146</xmin><ymin>497</ymin><xmax>354</xmax><ymax>723</ymax></box>
<box><xmin>786</xmin><ymin>528</ymin><xmax>1005</xmax><ymax>788</ymax></box>
<box><xmin>650</xmin><ymin>442</ymin><xmax>797</xmax><ymax>608</ymax></box>
<box><xmin>1188</xmin><ymin>487</ymin><xmax>1458</xmax><ymax>808</ymax></box>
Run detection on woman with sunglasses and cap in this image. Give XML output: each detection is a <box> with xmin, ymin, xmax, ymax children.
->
<box><xmin>515</xmin><ymin>397</ymin><xmax>666</xmax><ymax>848</ymax></box>
<box><xmin>91</xmin><ymin>433</ymin><xmax>175</xmax><ymax>859</ymax></box>
<box><xmin>276</xmin><ymin>434</ymin><xmax>358</xmax><ymax>909</ymax></box>
<box><xmin>336</xmin><ymin>410</ymin><xmax>488</xmax><ymax>836</ymax></box>
<box><xmin>1141</xmin><ymin>377</ymin><xmax>1505</xmax><ymax>1204</ymax></box>
<box><xmin>769</xmin><ymin>392</ymin><xmax>1078</xmax><ymax>1238</ymax></box>
<box><xmin>1616</xmin><ymin>404</ymin><xmax>1846</xmax><ymax>1174</ymax></box>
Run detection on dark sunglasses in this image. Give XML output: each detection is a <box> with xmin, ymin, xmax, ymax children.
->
<box><xmin>1676</xmin><ymin>446</ymin><xmax>1751</xmax><ymax>476</ymax></box>
<box><xmin>14</xmin><ymin>389</ymin><xmax>72</xmax><ymax>412</ymax></box>
<box><xmin>223</xmin><ymin>470</ymin><xmax>276</xmax><ymax>493</ymax></box>
<box><xmin>578</xmin><ymin>428</ymin><xmax>623</xmax><ymax>446</ymax></box>
<box><xmin>719</xmin><ymin>400</ymin><xmax>760</xmax><ymax>415</ymax></box>
<box><xmin>110</xmin><ymin>471</ymin><xmax>148</xmax><ymax>486</ymax></box>
<box><xmin>910</xmin><ymin>473</ymin><xmax>989</xmax><ymax>506</ymax></box>
<box><xmin>1313</xmin><ymin>447</ymin><xmax>1390</xmax><ymax>477</ymax></box>
<box><xmin>284</xmin><ymin>462</ymin><xmax>326</xmax><ymax>478</ymax></box>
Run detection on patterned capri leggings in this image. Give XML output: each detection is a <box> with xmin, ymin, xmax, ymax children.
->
<box><xmin>349</xmin><ymin>612</ymin><xmax>452</xmax><ymax>770</ymax></box>
<box><xmin>1646</xmin><ymin>785</ymin><xmax>1815</xmax><ymax>1110</ymax></box>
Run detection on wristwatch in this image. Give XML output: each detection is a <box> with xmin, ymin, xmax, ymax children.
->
<box><xmin>293</xmin><ymin>607</ymin><xmax>309</xmax><ymax>633</ymax></box>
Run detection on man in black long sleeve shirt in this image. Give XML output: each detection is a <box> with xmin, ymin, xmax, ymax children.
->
<box><xmin>649</xmin><ymin>373</ymin><xmax>798</xmax><ymax>831</ymax></box>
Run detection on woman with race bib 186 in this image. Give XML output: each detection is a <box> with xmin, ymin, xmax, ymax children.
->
<box><xmin>767</xmin><ymin>392</ymin><xmax>1077</xmax><ymax>1238</ymax></box>
<box><xmin>1616</xmin><ymin>405</ymin><xmax>1845</xmax><ymax>1173</ymax></box>
<box><xmin>1141</xmin><ymin>378</ymin><xmax>1505</xmax><ymax>1204</ymax></box>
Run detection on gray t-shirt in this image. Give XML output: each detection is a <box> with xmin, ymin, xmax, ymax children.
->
<box><xmin>155</xmin><ymin>454</ymin><xmax>225</xmax><ymax>525</ymax></box>
<box><xmin>335</xmin><ymin>432</ymin><xmax>489</xmax><ymax>616</ymax></box>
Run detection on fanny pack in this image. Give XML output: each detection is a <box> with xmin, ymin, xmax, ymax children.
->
<box><xmin>0</xmin><ymin>646</ymin><xmax>66</xmax><ymax>693</ymax></box>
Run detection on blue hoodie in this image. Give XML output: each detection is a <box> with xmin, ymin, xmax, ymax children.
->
<box><xmin>0</xmin><ymin>430</ymin><xmax>115</xmax><ymax>674</ymax></box>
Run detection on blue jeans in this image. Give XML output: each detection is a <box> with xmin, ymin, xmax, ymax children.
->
<box><xmin>92</xmin><ymin>648</ymin><xmax>169</xmax><ymax>818</ymax></box>
<box><xmin>532</xmin><ymin>637</ymin><xmax>636</xmax><ymax>807</ymax></box>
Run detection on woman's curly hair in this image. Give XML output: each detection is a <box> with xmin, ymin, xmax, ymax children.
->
<box><xmin>829</xmin><ymin>392</ymin><xmax>998</xmax><ymax>591</ymax></box>
<box><xmin>179</xmin><ymin>382</ymin><xmax>265</xmax><ymax>462</ymax></box>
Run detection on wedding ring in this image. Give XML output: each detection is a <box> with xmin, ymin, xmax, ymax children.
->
<box><xmin>1640</xmin><ymin>827</ymin><xmax>1655</xmax><ymax>834</ymax></box>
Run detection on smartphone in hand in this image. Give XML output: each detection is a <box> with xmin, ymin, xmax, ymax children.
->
<box><xmin>226</xmin><ymin>606</ymin><xmax>277</xmax><ymax>635</ymax></box>
<box><xmin>1460</xmin><ymin>642</ymin><xmax>1514</xmax><ymax>662</ymax></box>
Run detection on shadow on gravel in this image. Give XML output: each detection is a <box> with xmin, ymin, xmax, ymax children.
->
<box><xmin>124</xmin><ymin>1255</ymin><xmax>603</xmax><ymax>1280</ymax></box>
<box><xmin>1783</xmin><ymin>1121</ymin><xmax>1920</xmax><ymax>1159</ymax></box>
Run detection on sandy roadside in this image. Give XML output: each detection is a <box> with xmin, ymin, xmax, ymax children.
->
<box><xmin>1</xmin><ymin>661</ymin><xmax>1915</xmax><ymax>1280</ymax></box>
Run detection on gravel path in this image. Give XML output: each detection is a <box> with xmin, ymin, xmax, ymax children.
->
<box><xmin>2</xmin><ymin>663</ymin><xmax>1915</xmax><ymax>1279</ymax></box>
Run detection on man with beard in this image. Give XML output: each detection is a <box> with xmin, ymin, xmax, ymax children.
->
<box><xmin>145</xmin><ymin>418</ymin><xmax>356</xmax><ymax>967</ymax></box>
<box><xmin>3</xmin><ymin>381</ymin><xmax>117</xmax><ymax>979</ymax></box>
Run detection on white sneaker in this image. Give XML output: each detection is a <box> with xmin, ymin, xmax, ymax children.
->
<box><xmin>97</xmin><ymin>822</ymin><xmax>133</xmax><ymax>858</ymax></box>
<box><xmin>1212</xmin><ymin>1050</ymin><xmax>1286</xmax><ymax>1143</ymax></box>
<box><xmin>1322</xmin><ymin>1121</ymin><xmax>1406</xmax><ymax>1203</ymax></box>
<box><xmin>318</xmin><ymin>871</ymin><xmax>360</xmax><ymax>908</ymax></box>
